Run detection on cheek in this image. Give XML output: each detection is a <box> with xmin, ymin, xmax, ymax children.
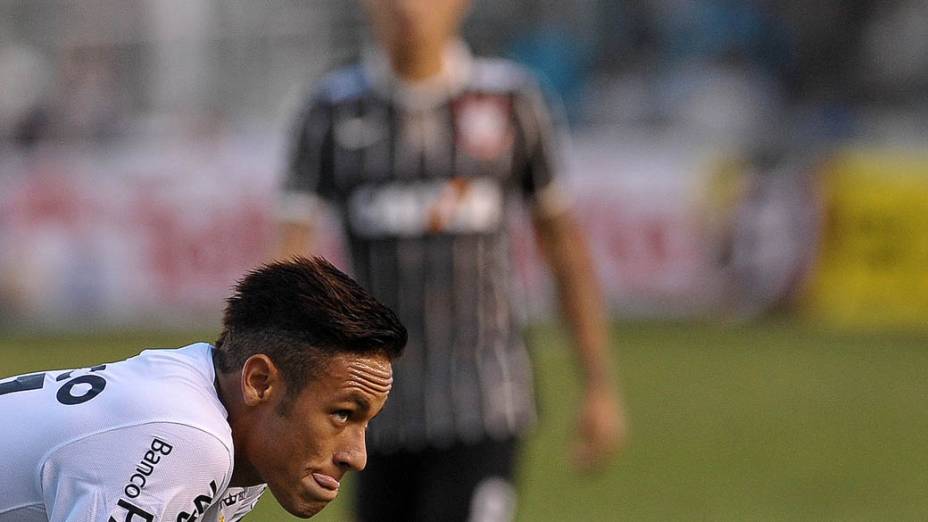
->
<box><xmin>258</xmin><ymin>414</ymin><xmax>307</xmax><ymax>471</ymax></box>
<box><xmin>302</xmin><ymin>421</ymin><xmax>336</xmax><ymax>458</ymax></box>
<box><xmin>280</xmin><ymin>416</ymin><xmax>334</xmax><ymax>464</ymax></box>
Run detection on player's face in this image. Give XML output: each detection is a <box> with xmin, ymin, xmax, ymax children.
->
<box><xmin>252</xmin><ymin>352</ymin><xmax>393</xmax><ymax>518</ymax></box>
<box><xmin>364</xmin><ymin>0</ymin><xmax>469</xmax><ymax>52</ymax></box>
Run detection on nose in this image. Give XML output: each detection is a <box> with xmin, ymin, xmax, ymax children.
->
<box><xmin>334</xmin><ymin>429</ymin><xmax>368</xmax><ymax>471</ymax></box>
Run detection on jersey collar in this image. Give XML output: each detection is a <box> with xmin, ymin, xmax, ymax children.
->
<box><xmin>363</xmin><ymin>40</ymin><xmax>473</xmax><ymax>111</ymax></box>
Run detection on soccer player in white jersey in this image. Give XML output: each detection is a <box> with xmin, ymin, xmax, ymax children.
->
<box><xmin>0</xmin><ymin>256</ymin><xmax>407</xmax><ymax>521</ymax></box>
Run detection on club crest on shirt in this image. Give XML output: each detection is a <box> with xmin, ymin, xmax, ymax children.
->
<box><xmin>454</xmin><ymin>95</ymin><xmax>513</xmax><ymax>161</ymax></box>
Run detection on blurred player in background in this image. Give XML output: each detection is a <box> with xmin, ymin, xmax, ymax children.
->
<box><xmin>277</xmin><ymin>0</ymin><xmax>627</xmax><ymax>520</ymax></box>
<box><xmin>0</xmin><ymin>257</ymin><xmax>406</xmax><ymax>521</ymax></box>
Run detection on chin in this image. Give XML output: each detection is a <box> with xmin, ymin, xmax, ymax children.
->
<box><xmin>282</xmin><ymin>498</ymin><xmax>330</xmax><ymax>519</ymax></box>
<box><xmin>267</xmin><ymin>484</ymin><xmax>330</xmax><ymax>519</ymax></box>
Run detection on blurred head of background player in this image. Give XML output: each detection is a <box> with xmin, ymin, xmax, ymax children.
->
<box><xmin>212</xmin><ymin>256</ymin><xmax>407</xmax><ymax>518</ymax></box>
<box><xmin>362</xmin><ymin>0</ymin><xmax>470</xmax><ymax>80</ymax></box>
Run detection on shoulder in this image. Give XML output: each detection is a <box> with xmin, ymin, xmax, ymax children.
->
<box><xmin>54</xmin><ymin>421</ymin><xmax>232</xmax><ymax>465</ymax></box>
<box><xmin>314</xmin><ymin>64</ymin><xmax>371</xmax><ymax>105</ymax></box>
<box><xmin>468</xmin><ymin>57</ymin><xmax>540</xmax><ymax>96</ymax></box>
<box><xmin>290</xmin><ymin>65</ymin><xmax>369</xmax><ymax>130</ymax></box>
<box><xmin>105</xmin><ymin>344</ymin><xmax>233</xmax><ymax>443</ymax></box>
<box><xmin>467</xmin><ymin>57</ymin><xmax>558</xmax><ymax>131</ymax></box>
<box><xmin>41</xmin><ymin>420</ymin><xmax>234</xmax><ymax>476</ymax></box>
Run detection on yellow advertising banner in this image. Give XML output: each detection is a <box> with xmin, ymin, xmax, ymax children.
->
<box><xmin>802</xmin><ymin>148</ymin><xmax>928</xmax><ymax>327</ymax></box>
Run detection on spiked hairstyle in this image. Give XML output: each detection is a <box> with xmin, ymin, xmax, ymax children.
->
<box><xmin>213</xmin><ymin>256</ymin><xmax>407</xmax><ymax>399</ymax></box>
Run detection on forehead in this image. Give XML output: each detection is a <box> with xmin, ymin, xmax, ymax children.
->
<box><xmin>316</xmin><ymin>352</ymin><xmax>393</xmax><ymax>394</ymax></box>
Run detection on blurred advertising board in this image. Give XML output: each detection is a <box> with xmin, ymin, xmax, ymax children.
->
<box><xmin>0</xmin><ymin>135</ymin><xmax>281</xmax><ymax>329</ymax></box>
<box><xmin>800</xmin><ymin>149</ymin><xmax>928</xmax><ymax>327</ymax></box>
<box><xmin>0</xmin><ymin>130</ymin><xmax>813</xmax><ymax>328</ymax></box>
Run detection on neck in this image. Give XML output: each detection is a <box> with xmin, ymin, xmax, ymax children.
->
<box><xmin>389</xmin><ymin>40</ymin><xmax>446</xmax><ymax>82</ymax></box>
<box><xmin>214</xmin><ymin>364</ymin><xmax>263</xmax><ymax>487</ymax></box>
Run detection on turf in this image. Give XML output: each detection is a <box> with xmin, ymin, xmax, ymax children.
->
<box><xmin>2</xmin><ymin>321</ymin><xmax>926</xmax><ymax>521</ymax></box>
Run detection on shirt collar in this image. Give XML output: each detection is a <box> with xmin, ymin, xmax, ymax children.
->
<box><xmin>363</xmin><ymin>40</ymin><xmax>473</xmax><ymax>111</ymax></box>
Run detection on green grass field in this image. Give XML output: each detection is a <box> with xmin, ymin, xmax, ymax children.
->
<box><xmin>2</xmin><ymin>321</ymin><xmax>927</xmax><ymax>521</ymax></box>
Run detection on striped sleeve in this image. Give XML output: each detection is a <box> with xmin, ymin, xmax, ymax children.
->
<box><xmin>513</xmin><ymin>77</ymin><xmax>572</xmax><ymax>217</ymax></box>
<box><xmin>279</xmin><ymin>92</ymin><xmax>337</xmax><ymax>223</ymax></box>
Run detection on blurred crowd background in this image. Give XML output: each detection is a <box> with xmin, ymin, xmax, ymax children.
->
<box><xmin>1</xmin><ymin>0</ymin><xmax>927</xmax><ymax>330</ymax></box>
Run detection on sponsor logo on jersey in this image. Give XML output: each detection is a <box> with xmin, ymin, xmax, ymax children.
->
<box><xmin>348</xmin><ymin>177</ymin><xmax>503</xmax><ymax>238</ymax></box>
<box><xmin>176</xmin><ymin>480</ymin><xmax>219</xmax><ymax>522</ymax></box>
<box><xmin>454</xmin><ymin>94</ymin><xmax>514</xmax><ymax>161</ymax></box>
<box><xmin>221</xmin><ymin>490</ymin><xmax>250</xmax><ymax>507</ymax></box>
<box><xmin>109</xmin><ymin>499</ymin><xmax>155</xmax><ymax>522</ymax></box>
<box><xmin>122</xmin><ymin>437</ymin><xmax>173</xmax><ymax>499</ymax></box>
<box><xmin>108</xmin><ymin>438</ymin><xmax>173</xmax><ymax>522</ymax></box>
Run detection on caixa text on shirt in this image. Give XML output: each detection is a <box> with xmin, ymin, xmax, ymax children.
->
<box><xmin>107</xmin><ymin>437</ymin><xmax>173</xmax><ymax>522</ymax></box>
<box><xmin>347</xmin><ymin>177</ymin><xmax>504</xmax><ymax>238</ymax></box>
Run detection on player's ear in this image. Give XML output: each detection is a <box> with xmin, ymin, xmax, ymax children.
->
<box><xmin>240</xmin><ymin>354</ymin><xmax>281</xmax><ymax>406</ymax></box>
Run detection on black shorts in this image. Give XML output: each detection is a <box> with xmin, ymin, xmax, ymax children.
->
<box><xmin>356</xmin><ymin>437</ymin><xmax>519</xmax><ymax>522</ymax></box>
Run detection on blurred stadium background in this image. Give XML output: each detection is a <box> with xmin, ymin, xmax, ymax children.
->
<box><xmin>1</xmin><ymin>1</ymin><xmax>927</xmax><ymax>520</ymax></box>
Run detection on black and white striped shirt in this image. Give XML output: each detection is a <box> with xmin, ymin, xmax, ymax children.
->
<box><xmin>282</xmin><ymin>42</ymin><xmax>567</xmax><ymax>452</ymax></box>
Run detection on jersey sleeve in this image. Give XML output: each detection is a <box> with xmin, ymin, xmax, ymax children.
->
<box><xmin>513</xmin><ymin>77</ymin><xmax>572</xmax><ymax>218</ymax></box>
<box><xmin>279</xmin><ymin>93</ymin><xmax>338</xmax><ymax>224</ymax></box>
<box><xmin>41</xmin><ymin>422</ymin><xmax>234</xmax><ymax>522</ymax></box>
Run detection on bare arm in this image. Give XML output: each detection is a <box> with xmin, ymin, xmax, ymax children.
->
<box><xmin>533</xmin><ymin>208</ymin><xmax>627</xmax><ymax>470</ymax></box>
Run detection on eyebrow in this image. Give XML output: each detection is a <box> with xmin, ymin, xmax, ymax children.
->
<box><xmin>345</xmin><ymin>391</ymin><xmax>390</xmax><ymax>420</ymax></box>
<box><xmin>345</xmin><ymin>392</ymin><xmax>372</xmax><ymax>414</ymax></box>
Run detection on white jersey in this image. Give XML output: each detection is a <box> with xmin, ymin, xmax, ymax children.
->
<box><xmin>0</xmin><ymin>343</ymin><xmax>266</xmax><ymax>522</ymax></box>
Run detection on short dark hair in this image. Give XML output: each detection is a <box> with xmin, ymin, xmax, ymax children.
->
<box><xmin>213</xmin><ymin>256</ymin><xmax>406</xmax><ymax>398</ymax></box>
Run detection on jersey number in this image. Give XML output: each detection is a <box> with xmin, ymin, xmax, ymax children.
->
<box><xmin>0</xmin><ymin>365</ymin><xmax>107</xmax><ymax>405</ymax></box>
